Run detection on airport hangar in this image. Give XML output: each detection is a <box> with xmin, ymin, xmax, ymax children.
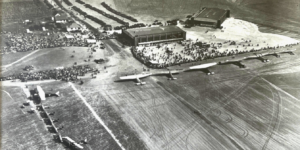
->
<box><xmin>122</xmin><ymin>26</ymin><xmax>186</xmax><ymax>46</ymax></box>
<box><xmin>189</xmin><ymin>7</ymin><xmax>230</xmax><ymax>28</ymax></box>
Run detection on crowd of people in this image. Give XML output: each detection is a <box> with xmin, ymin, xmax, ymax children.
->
<box><xmin>1</xmin><ymin>65</ymin><xmax>100</xmax><ymax>82</ymax></box>
<box><xmin>133</xmin><ymin>39</ymin><xmax>300</xmax><ymax>68</ymax></box>
<box><xmin>1</xmin><ymin>32</ymin><xmax>89</xmax><ymax>54</ymax></box>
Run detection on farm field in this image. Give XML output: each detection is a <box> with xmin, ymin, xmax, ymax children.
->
<box><xmin>1</xmin><ymin>1</ymin><xmax>52</xmax><ymax>21</ymax></box>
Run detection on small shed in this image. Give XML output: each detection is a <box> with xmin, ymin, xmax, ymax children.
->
<box><xmin>86</xmin><ymin>39</ymin><xmax>97</xmax><ymax>44</ymax></box>
<box><xmin>65</xmin><ymin>34</ymin><xmax>75</xmax><ymax>39</ymax></box>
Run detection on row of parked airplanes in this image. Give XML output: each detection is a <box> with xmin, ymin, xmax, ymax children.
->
<box><xmin>117</xmin><ymin>50</ymin><xmax>296</xmax><ymax>85</ymax></box>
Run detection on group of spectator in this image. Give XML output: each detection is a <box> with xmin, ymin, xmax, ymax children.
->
<box><xmin>1</xmin><ymin>65</ymin><xmax>99</xmax><ymax>82</ymax></box>
<box><xmin>132</xmin><ymin>39</ymin><xmax>300</xmax><ymax>68</ymax></box>
<box><xmin>1</xmin><ymin>32</ymin><xmax>88</xmax><ymax>54</ymax></box>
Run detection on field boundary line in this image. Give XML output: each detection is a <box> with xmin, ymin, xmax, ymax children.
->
<box><xmin>2</xmin><ymin>50</ymin><xmax>40</xmax><ymax>68</ymax></box>
<box><xmin>2</xmin><ymin>90</ymin><xmax>14</xmax><ymax>100</ymax></box>
<box><xmin>68</xmin><ymin>82</ymin><xmax>126</xmax><ymax>150</ymax></box>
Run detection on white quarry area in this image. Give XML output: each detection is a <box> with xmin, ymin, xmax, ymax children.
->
<box><xmin>218</xmin><ymin>18</ymin><xmax>299</xmax><ymax>46</ymax></box>
<box><xmin>181</xmin><ymin>18</ymin><xmax>299</xmax><ymax>53</ymax></box>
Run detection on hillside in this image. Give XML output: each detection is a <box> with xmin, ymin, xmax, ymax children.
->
<box><xmin>109</xmin><ymin>0</ymin><xmax>300</xmax><ymax>33</ymax></box>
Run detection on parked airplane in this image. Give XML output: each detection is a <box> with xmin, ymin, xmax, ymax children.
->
<box><xmin>246</xmin><ymin>53</ymin><xmax>270</xmax><ymax>63</ymax></box>
<box><xmin>117</xmin><ymin>49</ymin><xmax>296</xmax><ymax>84</ymax></box>
<box><xmin>257</xmin><ymin>49</ymin><xmax>296</xmax><ymax>58</ymax></box>
<box><xmin>45</xmin><ymin>91</ymin><xmax>60</xmax><ymax>97</ymax></box>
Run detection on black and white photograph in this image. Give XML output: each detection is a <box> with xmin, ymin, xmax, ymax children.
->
<box><xmin>1</xmin><ymin>0</ymin><xmax>300</xmax><ymax>149</ymax></box>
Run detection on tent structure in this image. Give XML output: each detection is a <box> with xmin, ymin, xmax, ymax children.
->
<box><xmin>36</xmin><ymin>86</ymin><xmax>46</xmax><ymax>101</ymax></box>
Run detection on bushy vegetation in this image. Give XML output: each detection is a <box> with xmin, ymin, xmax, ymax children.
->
<box><xmin>101</xmin><ymin>2</ymin><xmax>138</xmax><ymax>22</ymax></box>
<box><xmin>75</xmin><ymin>0</ymin><xmax>85</xmax><ymax>5</ymax></box>
<box><xmin>114</xmin><ymin>23</ymin><xmax>145</xmax><ymax>30</ymax></box>
<box><xmin>43</xmin><ymin>0</ymin><xmax>53</xmax><ymax>9</ymax></box>
<box><xmin>72</xmin><ymin>6</ymin><xmax>107</xmax><ymax>26</ymax></box>
<box><xmin>62</xmin><ymin>0</ymin><xmax>72</xmax><ymax>6</ymax></box>
<box><xmin>84</xmin><ymin>4</ymin><xmax>129</xmax><ymax>25</ymax></box>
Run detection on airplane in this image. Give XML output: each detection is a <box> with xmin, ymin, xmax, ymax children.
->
<box><xmin>247</xmin><ymin>53</ymin><xmax>270</xmax><ymax>63</ymax></box>
<box><xmin>119</xmin><ymin>73</ymin><xmax>152</xmax><ymax>85</ymax></box>
<box><xmin>258</xmin><ymin>49</ymin><xmax>296</xmax><ymax>58</ymax></box>
<box><xmin>186</xmin><ymin>62</ymin><xmax>218</xmax><ymax>75</ymax></box>
<box><xmin>45</xmin><ymin>91</ymin><xmax>60</xmax><ymax>97</ymax></box>
<box><xmin>219</xmin><ymin>49</ymin><xmax>297</xmax><ymax>67</ymax></box>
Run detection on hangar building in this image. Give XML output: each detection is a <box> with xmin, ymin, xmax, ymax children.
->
<box><xmin>190</xmin><ymin>7</ymin><xmax>230</xmax><ymax>28</ymax></box>
<box><xmin>123</xmin><ymin>26</ymin><xmax>186</xmax><ymax>46</ymax></box>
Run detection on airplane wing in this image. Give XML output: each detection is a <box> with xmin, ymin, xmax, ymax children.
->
<box><xmin>119</xmin><ymin>73</ymin><xmax>152</xmax><ymax>80</ymax></box>
<box><xmin>279</xmin><ymin>49</ymin><xmax>296</xmax><ymax>54</ymax></box>
<box><xmin>188</xmin><ymin>62</ymin><xmax>218</xmax><ymax>70</ymax></box>
<box><xmin>219</xmin><ymin>58</ymin><xmax>244</xmax><ymax>65</ymax></box>
<box><xmin>244</xmin><ymin>55</ymin><xmax>259</xmax><ymax>60</ymax></box>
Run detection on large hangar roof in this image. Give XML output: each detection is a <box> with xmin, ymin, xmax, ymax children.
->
<box><xmin>194</xmin><ymin>7</ymin><xmax>228</xmax><ymax>21</ymax></box>
<box><xmin>124</xmin><ymin>26</ymin><xmax>185</xmax><ymax>37</ymax></box>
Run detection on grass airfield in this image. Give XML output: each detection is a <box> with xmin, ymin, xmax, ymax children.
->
<box><xmin>2</xmin><ymin>39</ymin><xmax>300</xmax><ymax>149</ymax></box>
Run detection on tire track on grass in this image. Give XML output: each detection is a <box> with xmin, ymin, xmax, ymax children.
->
<box><xmin>69</xmin><ymin>82</ymin><xmax>125</xmax><ymax>150</ymax></box>
<box><xmin>261</xmin><ymin>85</ymin><xmax>282</xmax><ymax>150</ymax></box>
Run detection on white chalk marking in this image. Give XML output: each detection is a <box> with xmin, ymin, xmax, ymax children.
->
<box><xmin>3</xmin><ymin>50</ymin><xmax>40</xmax><ymax>68</ymax></box>
<box><xmin>2</xmin><ymin>90</ymin><xmax>14</xmax><ymax>100</ymax></box>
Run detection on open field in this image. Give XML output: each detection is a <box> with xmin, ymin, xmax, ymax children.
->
<box><xmin>1</xmin><ymin>86</ymin><xmax>64</xmax><ymax>150</ymax></box>
<box><xmin>1</xmin><ymin>46</ymin><xmax>105</xmax><ymax>77</ymax></box>
<box><xmin>1</xmin><ymin>1</ymin><xmax>52</xmax><ymax>21</ymax></box>
<box><xmin>1</xmin><ymin>50</ymin><xmax>35</xmax><ymax>66</ymax></box>
<box><xmin>73</xmin><ymin>44</ymin><xmax>300</xmax><ymax>150</ymax></box>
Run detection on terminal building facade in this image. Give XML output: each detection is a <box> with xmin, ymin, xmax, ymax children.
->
<box><xmin>189</xmin><ymin>7</ymin><xmax>230</xmax><ymax>28</ymax></box>
<box><xmin>122</xmin><ymin>26</ymin><xmax>186</xmax><ymax>46</ymax></box>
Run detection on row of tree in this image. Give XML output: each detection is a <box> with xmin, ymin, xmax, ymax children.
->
<box><xmin>84</xmin><ymin>4</ymin><xmax>129</xmax><ymax>26</ymax></box>
<box><xmin>44</xmin><ymin>0</ymin><xmax>53</xmax><ymax>9</ymax></box>
<box><xmin>75</xmin><ymin>0</ymin><xmax>85</xmax><ymax>5</ymax></box>
<box><xmin>114</xmin><ymin>23</ymin><xmax>145</xmax><ymax>30</ymax></box>
<box><xmin>101</xmin><ymin>2</ymin><xmax>138</xmax><ymax>22</ymax></box>
<box><xmin>53</xmin><ymin>0</ymin><xmax>63</xmax><ymax>8</ymax></box>
<box><xmin>72</xmin><ymin>6</ymin><xmax>107</xmax><ymax>27</ymax></box>
<box><xmin>63</xmin><ymin>0</ymin><xmax>72</xmax><ymax>6</ymax></box>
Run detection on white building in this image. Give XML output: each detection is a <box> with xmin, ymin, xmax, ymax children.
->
<box><xmin>67</xmin><ymin>23</ymin><xmax>81</xmax><ymax>32</ymax></box>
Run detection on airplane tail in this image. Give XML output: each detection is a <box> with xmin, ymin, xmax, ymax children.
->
<box><xmin>55</xmin><ymin>91</ymin><xmax>60</xmax><ymax>97</ymax></box>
